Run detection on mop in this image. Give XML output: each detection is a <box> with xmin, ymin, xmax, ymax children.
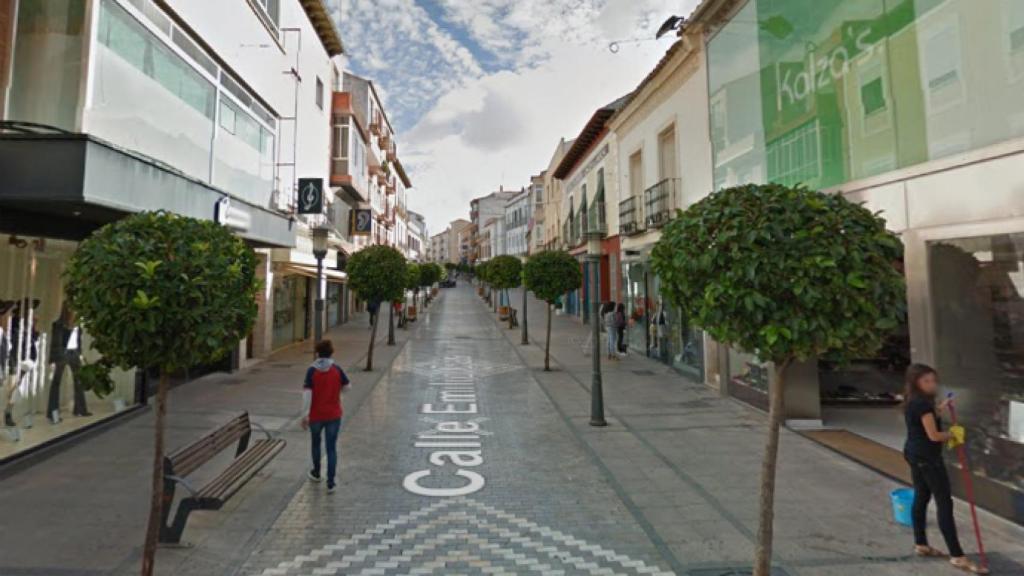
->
<box><xmin>946</xmin><ymin>393</ymin><xmax>989</xmax><ymax>572</ymax></box>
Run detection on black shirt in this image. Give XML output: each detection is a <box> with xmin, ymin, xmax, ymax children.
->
<box><xmin>904</xmin><ymin>397</ymin><xmax>943</xmax><ymax>462</ymax></box>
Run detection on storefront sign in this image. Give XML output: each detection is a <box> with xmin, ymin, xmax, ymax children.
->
<box><xmin>350</xmin><ymin>209</ymin><xmax>372</xmax><ymax>236</ymax></box>
<box><xmin>566</xmin><ymin>144</ymin><xmax>609</xmax><ymax>193</ymax></box>
<box><xmin>297</xmin><ymin>178</ymin><xmax>324</xmax><ymax>215</ymax></box>
<box><xmin>214</xmin><ymin>197</ymin><xmax>251</xmax><ymax>232</ymax></box>
<box><xmin>403</xmin><ymin>354</ymin><xmax>487</xmax><ymax>497</ymax></box>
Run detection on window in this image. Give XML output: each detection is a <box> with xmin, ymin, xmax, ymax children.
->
<box><xmin>98</xmin><ymin>0</ymin><xmax>215</xmax><ymax>119</ymax></box>
<box><xmin>922</xmin><ymin>19</ymin><xmax>965</xmax><ymax>113</ymax></box>
<box><xmin>253</xmin><ymin>0</ymin><xmax>280</xmax><ymax>32</ymax></box>
<box><xmin>316</xmin><ymin>76</ymin><xmax>324</xmax><ymax>110</ymax></box>
<box><xmin>861</xmin><ymin>78</ymin><xmax>886</xmax><ymax>116</ymax></box>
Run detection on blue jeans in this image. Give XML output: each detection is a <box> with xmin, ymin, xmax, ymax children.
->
<box><xmin>309</xmin><ymin>418</ymin><xmax>341</xmax><ymax>485</ymax></box>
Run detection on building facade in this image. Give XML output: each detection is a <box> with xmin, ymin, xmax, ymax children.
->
<box><xmin>698</xmin><ymin>0</ymin><xmax>1024</xmax><ymax>522</ymax></box>
<box><xmin>0</xmin><ymin>0</ymin><xmax>342</xmax><ymax>460</ymax></box>
<box><xmin>553</xmin><ymin>96</ymin><xmax>628</xmax><ymax>321</ymax></box>
<box><xmin>504</xmin><ymin>188</ymin><xmax>530</xmax><ymax>258</ymax></box>
<box><xmin>527</xmin><ymin>173</ymin><xmax>545</xmax><ymax>254</ymax></box>
<box><xmin>469</xmin><ymin>189</ymin><xmax>516</xmax><ymax>264</ymax></box>
<box><xmin>609</xmin><ymin>35</ymin><xmax>713</xmax><ymax>384</ymax></box>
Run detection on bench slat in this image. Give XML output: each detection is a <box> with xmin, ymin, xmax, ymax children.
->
<box><xmin>166</xmin><ymin>414</ymin><xmax>251</xmax><ymax>477</ymax></box>
<box><xmin>196</xmin><ymin>439</ymin><xmax>285</xmax><ymax>504</ymax></box>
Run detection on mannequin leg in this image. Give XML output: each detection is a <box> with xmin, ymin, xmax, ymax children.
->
<box><xmin>48</xmin><ymin>358</ymin><xmax>67</xmax><ymax>421</ymax></box>
<box><xmin>69</xmin><ymin>356</ymin><xmax>89</xmax><ymax>416</ymax></box>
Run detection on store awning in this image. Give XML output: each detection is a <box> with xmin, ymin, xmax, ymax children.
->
<box><xmin>279</xmin><ymin>264</ymin><xmax>347</xmax><ymax>282</ymax></box>
<box><xmin>0</xmin><ymin>133</ymin><xmax>295</xmax><ymax>247</ymax></box>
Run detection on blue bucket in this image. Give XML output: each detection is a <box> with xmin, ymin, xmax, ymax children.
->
<box><xmin>891</xmin><ymin>488</ymin><xmax>915</xmax><ymax>526</ymax></box>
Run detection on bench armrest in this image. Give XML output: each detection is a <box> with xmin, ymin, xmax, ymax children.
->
<box><xmin>250</xmin><ymin>421</ymin><xmax>275</xmax><ymax>442</ymax></box>
<box><xmin>165</xmin><ymin>474</ymin><xmax>200</xmax><ymax>498</ymax></box>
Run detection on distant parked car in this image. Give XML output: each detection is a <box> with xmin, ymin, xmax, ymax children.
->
<box><xmin>440</xmin><ymin>278</ymin><xmax>457</xmax><ymax>288</ymax></box>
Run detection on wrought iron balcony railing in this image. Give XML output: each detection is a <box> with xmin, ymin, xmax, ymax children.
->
<box><xmin>643</xmin><ymin>178</ymin><xmax>680</xmax><ymax>229</ymax></box>
<box><xmin>618</xmin><ymin>196</ymin><xmax>644</xmax><ymax>236</ymax></box>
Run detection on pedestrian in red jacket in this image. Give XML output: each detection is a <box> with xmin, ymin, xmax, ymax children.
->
<box><xmin>301</xmin><ymin>340</ymin><xmax>350</xmax><ymax>492</ymax></box>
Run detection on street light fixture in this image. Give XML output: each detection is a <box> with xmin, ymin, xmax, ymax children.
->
<box><xmin>587</xmin><ymin>233</ymin><xmax>607</xmax><ymax>427</ymax></box>
<box><xmin>311</xmin><ymin>226</ymin><xmax>329</xmax><ymax>344</ymax></box>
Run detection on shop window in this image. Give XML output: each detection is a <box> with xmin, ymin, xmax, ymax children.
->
<box><xmin>929</xmin><ymin>233</ymin><xmax>1024</xmax><ymax>492</ymax></box>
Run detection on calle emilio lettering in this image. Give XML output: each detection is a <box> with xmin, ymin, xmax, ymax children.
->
<box><xmin>403</xmin><ymin>354</ymin><xmax>488</xmax><ymax>497</ymax></box>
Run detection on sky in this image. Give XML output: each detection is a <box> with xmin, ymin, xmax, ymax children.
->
<box><xmin>329</xmin><ymin>0</ymin><xmax>701</xmax><ymax>235</ymax></box>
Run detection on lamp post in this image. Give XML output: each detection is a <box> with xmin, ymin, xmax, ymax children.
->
<box><xmin>311</xmin><ymin>226</ymin><xmax>329</xmax><ymax>344</ymax></box>
<box><xmin>587</xmin><ymin>233</ymin><xmax>606</xmax><ymax>427</ymax></box>
<box><xmin>520</xmin><ymin>255</ymin><xmax>529</xmax><ymax>345</ymax></box>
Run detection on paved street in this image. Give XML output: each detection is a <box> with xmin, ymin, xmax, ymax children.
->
<box><xmin>2</xmin><ymin>286</ymin><xmax>1024</xmax><ymax>576</ymax></box>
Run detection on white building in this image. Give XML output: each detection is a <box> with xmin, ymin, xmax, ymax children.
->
<box><xmin>0</xmin><ymin>0</ymin><xmax>343</xmax><ymax>456</ymax></box>
<box><xmin>406</xmin><ymin>210</ymin><xmax>428</xmax><ymax>261</ymax></box>
<box><xmin>504</xmin><ymin>188</ymin><xmax>530</xmax><ymax>257</ymax></box>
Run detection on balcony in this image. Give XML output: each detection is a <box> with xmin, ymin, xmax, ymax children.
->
<box><xmin>643</xmin><ymin>178</ymin><xmax>679</xmax><ymax>229</ymax></box>
<box><xmin>618</xmin><ymin>196</ymin><xmax>644</xmax><ymax>236</ymax></box>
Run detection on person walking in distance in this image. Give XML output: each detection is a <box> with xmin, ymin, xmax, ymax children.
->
<box><xmin>367</xmin><ymin>300</ymin><xmax>380</xmax><ymax>329</ymax></box>
<box><xmin>614</xmin><ymin>303</ymin><xmax>627</xmax><ymax>356</ymax></box>
<box><xmin>301</xmin><ymin>340</ymin><xmax>350</xmax><ymax>493</ymax></box>
<box><xmin>902</xmin><ymin>364</ymin><xmax>988</xmax><ymax>574</ymax></box>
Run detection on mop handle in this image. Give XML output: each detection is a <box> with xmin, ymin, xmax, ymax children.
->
<box><xmin>945</xmin><ymin>393</ymin><xmax>988</xmax><ymax>568</ymax></box>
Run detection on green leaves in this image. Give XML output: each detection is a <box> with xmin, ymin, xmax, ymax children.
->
<box><xmin>64</xmin><ymin>211</ymin><xmax>260</xmax><ymax>373</ymax></box>
<box><xmin>523</xmin><ymin>250</ymin><xmax>582</xmax><ymax>303</ymax></box>
<box><xmin>346</xmin><ymin>245</ymin><xmax>408</xmax><ymax>304</ymax></box>
<box><xmin>650</xmin><ymin>183</ymin><xmax>905</xmax><ymax>366</ymax></box>
<box><xmin>487</xmin><ymin>255</ymin><xmax>523</xmax><ymax>290</ymax></box>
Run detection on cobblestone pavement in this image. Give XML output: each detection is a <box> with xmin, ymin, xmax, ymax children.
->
<box><xmin>239</xmin><ymin>289</ymin><xmax>677</xmax><ymax>576</ymax></box>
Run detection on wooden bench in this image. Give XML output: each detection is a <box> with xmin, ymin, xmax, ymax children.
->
<box><xmin>159</xmin><ymin>412</ymin><xmax>285</xmax><ymax>544</ymax></box>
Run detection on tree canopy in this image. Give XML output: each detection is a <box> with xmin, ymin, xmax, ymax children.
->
<box><xmin>487</xmin><ymin>255</ymin><xmax>522</xmax><ymax>290</ymax></box>
<box><xmin>405</xmin><ymin>263</ymin><xmax>421</xmax><ymax>292</ymax></box>
<box><xmin>420</xmin><ymin>261</ymin><xmax>442</xmax><ymax>288</ymax></box>
<box><xmin>347</xmin><ymin>245</ymin><xmax>407</xmax><ymax>305</ymax></box>
<box><xmin>650</xmin><ymin>183</ymin><xmax>905</xmax><ymax>365</ymax></box>
<box><xmin>64</xmin><ymin>211</ymin><xmax>259</xmax><ymax>373</ymax></box>
<box><xmin>524</xmin><ymin>250</ymin><xmax>582</xmax><ymax>304</ymax></box>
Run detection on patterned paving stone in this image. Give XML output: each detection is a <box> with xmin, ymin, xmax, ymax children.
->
<box><xmin>237</xmin><ymin>289</ymin><xmax>677</xmax><ymax>576</ymax></box>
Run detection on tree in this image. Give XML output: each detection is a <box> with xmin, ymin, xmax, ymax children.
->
<box><xmin>419</xmin><ymin>262</ymin><xmax>441</xmax><ymax>306</ymax></box>
<box><xmin>347</xmin><ymin>245</ymin><xmax>407</xmax><ymax>370</ymax></box>
<box><xmin>524</xmin><ymin>250</ymin><xmax>582</xmax><ymax>371</ymax></box>
<box><xmin>488</xmin><ymin>255</ymin><xmax>522</xmax><ymax>329</ymax></box>
<box><xmin>64</xmin><ymin>212</ymin><xmax>259</xmax><ymax>576</ymax></box>
<box><xmin>649</xmin><ymin>183</ymin><xmax>905</xmax><ymax>576</ymax></box>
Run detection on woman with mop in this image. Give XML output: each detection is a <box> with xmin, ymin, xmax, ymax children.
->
<box><xmin>902</xmin><ymin>364</ymin><xmax>989</xmax><ymax>573</ymax></box>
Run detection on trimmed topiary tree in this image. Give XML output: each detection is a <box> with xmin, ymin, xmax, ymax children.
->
<box><xmin>419</xmin><ymin>261</ymin><xmax>442</xmax><ymax>306</ymax></box>
<box><xmin>524</xmin><ymin>250</ymin><xmax>583</xmax><ymax>371</ymax></box>
<box><xmin>346</xmin><ymin>245</ymin><xmax>407</xmax><ymax>370</ymax></box>
<box><xmin>488</xmin><ymin>255</ymin><xmax>522</xmax><ymax>329</ymax></box>
<box><xmin>650</xmin><ymin>183</ymin><xmax>905</xmax><ymax>576</ymax></box>
<box><xmin>64</xmin><ymin>211</ymin><xmax>259</xmax><ymax>576</ymax></box>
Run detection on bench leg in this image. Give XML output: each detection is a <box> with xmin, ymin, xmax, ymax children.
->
<box><xmin>160</xmin><ymin>498</ymin><xmax>199</xmax><ymax>544</ymax></box>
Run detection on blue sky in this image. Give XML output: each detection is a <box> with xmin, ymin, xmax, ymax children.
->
<box><xmin>330</xmin><ymin>0</ymin><xmax>699</xmax><ymax>230</ymax></box>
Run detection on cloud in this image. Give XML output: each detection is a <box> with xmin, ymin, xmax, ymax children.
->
<box><xmin>331</xmin><ymin>0</ymin><xmax>700</xmax><ymax>234</ymax></box>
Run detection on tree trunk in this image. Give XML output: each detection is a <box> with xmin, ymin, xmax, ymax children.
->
<box><xmin>754</xmin><ymin>361</ymin><xmax>790</xmax><ymax>576</ymax></box>
<box><xmin>365</xmin><ymin>311</ymin><xmax>379</xmax><ymax>371</ymax></box>
<box><xmin>140</xmin><ymin>370</ymin><xmax>169</xmax><ymax>576</ymax></box>
<box><xmin>544</xmin><ymin>303</ymin><xmax>552</xmax><ymax>371</ymax></box>
<box><xmin>507</xmin><ymin>289</ymin><xmax>514</xmax><ymax>330</ymax></box>
<box><xmin>387</xmin><ymin>303</ymin><xmax>395</xmax><ymax>345</ymax></box>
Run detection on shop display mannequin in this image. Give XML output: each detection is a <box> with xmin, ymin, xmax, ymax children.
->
<box><xmin>3</xmin><ymin>299</ymin><xmax>41</xmax><ymax>430</ymax></box>
<box><xmin>47</xmin><ymin>304</ymin><xmax>89</xmax><ymax>422</ymax></box>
